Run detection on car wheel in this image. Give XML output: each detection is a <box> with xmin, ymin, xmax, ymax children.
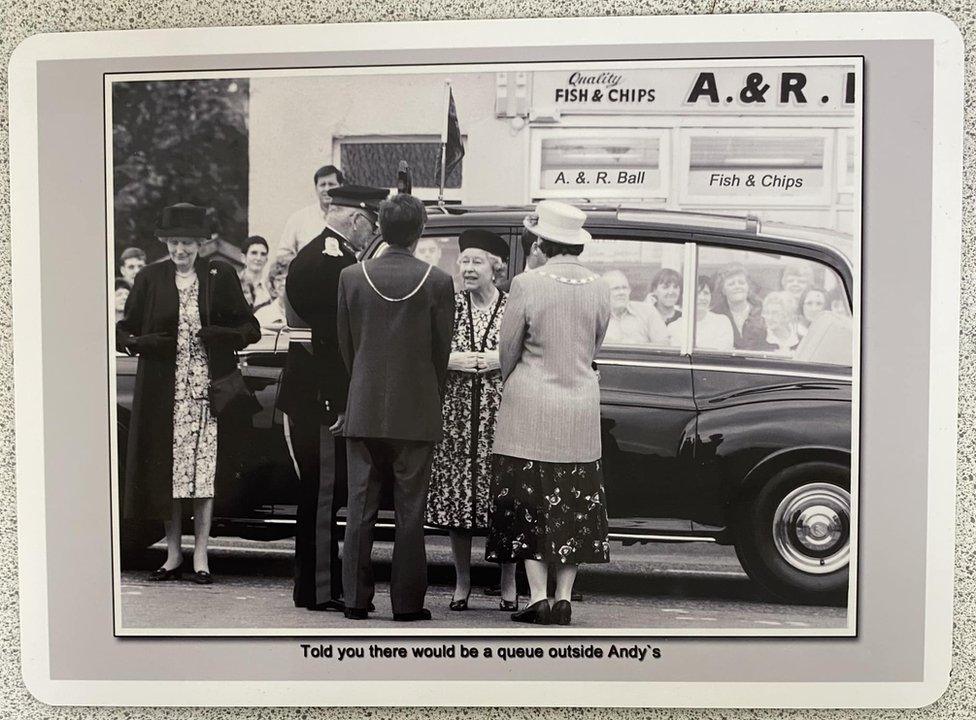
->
<box><xmin>733</xmin><ymin>462</ymin><xmax>851</xmax><ymax>606</ymax></box>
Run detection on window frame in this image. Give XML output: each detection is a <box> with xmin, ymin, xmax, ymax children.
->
<box><xmin>678</xmin><ymin>127</ymin><xmax>836</xmax><ymax>208</ymax></box>
<box><xmin>688</xmin><ymin>238</ymin><xmax>853</xmax><ymax>373</ymax></box>
<box><xmin>528</xmin><ymin>127</ymin><xmax>671</xmax><ymax>202</ymax></box>
<box><xmin>333</xmin><ymin>134</ymin><xmax>465</xmax><ymax>203</ymax></box>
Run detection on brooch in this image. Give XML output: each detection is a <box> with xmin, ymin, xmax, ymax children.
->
<box><xmin>323</xmin><ymin>238</ymin><xmax>342</xmax><ymax>257</ymax></box>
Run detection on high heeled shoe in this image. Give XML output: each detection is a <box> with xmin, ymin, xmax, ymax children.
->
<box><xmin>551</xmin><ymin>599</ymin><xmax>572</xmax><ymax>626</ymax></box>
<box><xmin>498</xmin><ymin>595</ymin><xmax>519</xmax><ymax>612</ymax></box>
<box><xmin>511</xmin><ymin>599</ymin><xmax>550</xmax><ymax>625</ymax></box>
<box><xmin>449</xmin><ymin>589</ymin><xmax>471</xmax><ymax>611</ymax></box>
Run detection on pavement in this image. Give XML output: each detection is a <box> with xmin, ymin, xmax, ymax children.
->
<box><xmin>118</xmin><ymin>536</ymin><xmax>849</xmax><ymax>633</ymax></box>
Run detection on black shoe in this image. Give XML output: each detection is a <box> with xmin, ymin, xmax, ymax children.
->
<box><xmin>344</xmin><ymin>607</ymin><xmax>369</xmax><ymax>620</ymax></box>
<box><xmin>189</xmin><ymin>570</ymin><xmax>213</xmax><ymax>585</ymax></box>
<box><xmin>498</xmin><ymin>595</ymin><xmax>519</xmax><ymax>612</ymax></box>
<box><xmin>148</xmin><ymin>565</ymin><xmax>182</xmax><ymax>582</ymax></box>
<box><xmin>551</xmin><ymin>599</ymin><xmax>572</xmax><ymax>626</ymax></box>
<box><xmin>310</xmin><ymin>599</ymin><xmax>345</xmax><ymax>612</ymax></box>
<box><xmin>393</xmin><ymin>608</ymin><xmax>432</xmax><ymax>622</ymax></box>
<box><xmin>511</xmin><ymin>599</ymin><xmax>550</xmax><ymax>625</ymax></box>
<box><xmin>449</xmin><ymin>590</ymin><xmax>471</xmax><ymax>611</ymax></box>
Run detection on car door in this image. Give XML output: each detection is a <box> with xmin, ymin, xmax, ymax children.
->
<box><xmin>577</xmin><ymin>231</ymin><xmax>698</xmax><ymax>533</ymax></box>
<box><xmin>689</xmin><ymin>241</ymin><xmax>854</xmax><ymax>526</ymax></box>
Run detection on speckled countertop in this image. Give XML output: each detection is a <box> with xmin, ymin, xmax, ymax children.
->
<box><xmin>1</xmin><ymin>0</ymin><xmax>974</xmax><ymax>716</ymax></box>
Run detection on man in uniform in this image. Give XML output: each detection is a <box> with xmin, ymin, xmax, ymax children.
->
<box><xmin>278</xmin><ymin>184</ymin><xmax>389</xmax><ymax>612</ymax></box>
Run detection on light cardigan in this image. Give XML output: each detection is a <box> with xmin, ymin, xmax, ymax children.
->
<box><xmin>492</xmin><ymin>256</ymin><xmax>611</xmax><ymax>463</ymax></box>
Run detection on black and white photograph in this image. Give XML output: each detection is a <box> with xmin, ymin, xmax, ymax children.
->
<box><xmin>108</xmin><ymin>58</ymin><xmax>862</xmax><ymax>636</ymax></box>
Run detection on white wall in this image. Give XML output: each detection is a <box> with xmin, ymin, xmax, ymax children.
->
<box><xmin>248</xmin><ymin>72</ymin><xmax>528</xmax><ymax>259</ymax></box>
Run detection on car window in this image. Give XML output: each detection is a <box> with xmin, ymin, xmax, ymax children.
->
<box><xmin>579</xmin><ymin>238</ymin><xmax>685</xmax><ymax>353</ymax></box>
<box><xmin>694</xmin><ymin>245</ymin><xmax>852</xmax><ymax>366</ymax></box>
<box><xmin>372</xmin><ymin>234</ymin><xmax>510</xmax><ymax>293</ymax></box>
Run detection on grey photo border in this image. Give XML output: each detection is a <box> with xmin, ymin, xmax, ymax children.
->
<box><xmin>7</xmin><ymin>12</ymin><xmax>962</xmax><ymax>708</ymax></box>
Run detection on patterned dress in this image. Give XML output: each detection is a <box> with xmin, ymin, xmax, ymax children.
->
<box><xmin>485</xmin><ymin>456</ymin><xmax>610</xmax><ymax>565</ymax></box>
<box><xmin>171</xmin><ymin>276</ymin><xmax>218</xmax><ymax>499</ymax></box>
<box><xmin>425</xmin><ymin>289</ymin><xmax>507</xmax><ymax>532</ymax></box>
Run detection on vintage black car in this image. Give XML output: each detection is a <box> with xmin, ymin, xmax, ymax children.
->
<box><xmin>116</xmin><ymin>207</ymin><xmax>855</xmax><ymax>606</ymax></box>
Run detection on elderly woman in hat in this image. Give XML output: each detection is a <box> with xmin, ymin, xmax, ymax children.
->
<box><xmin>486</xmin><ymin>201</ymin><xmax>612</xmax><ymax>626</ymax></box>
<box><xmin>426</xmin><ymin>229</ymin><xmax>518</xmax><ymax>611</ymax></box>
<box><xmin>116</xmin><ymin>203</ymin><xmax>260</xmax><ymax>584</ymax></box>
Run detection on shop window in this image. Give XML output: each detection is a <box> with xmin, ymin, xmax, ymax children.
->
<box><xmin>837</xmin><ymin>131</ymin><xmax>858</xmax><ymax>195</ymax></box>
<box><xmin>578</xmin><ymin>238</ymin><xmax>684</xmax><ymax>352</ymax></box>
<box><xmin>680</xmin><ymin>129</ymin><xmax>833</xmax><ymax>206</ymax></box>
<box><xmin>531</xmin><ymin>128</ymin><xmax>669</xmax><ymax>200</ymax></box>
<box><xmin>337</xmin><ymin>136</ymin><xmax>462</xmax><ymax>192</ymax></box>
<box><xmin>694</xmin><ymin>245</ymin><xmax>852</xmax><ymax>366</ymax></box>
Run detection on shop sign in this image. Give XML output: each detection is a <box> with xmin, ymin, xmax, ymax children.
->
<box><xmin>532</xmin><ymin>66</ymin><xmax>856</xmax><ymax>115</ymax></box>
<box><xmin>540</xmin><ymin>167</ymin><xmax>660</xmax><ymax>191</ymax></box>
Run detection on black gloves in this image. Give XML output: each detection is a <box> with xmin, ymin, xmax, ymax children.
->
<box><xmin>196</xmin><ymin>325</ymin><xmax>241</xmax><ymax>350</ymax></box>
<box><xmin>127</xmin><ymin>332</ymin><xmax>175</xmax><ymax>358</ymax></box>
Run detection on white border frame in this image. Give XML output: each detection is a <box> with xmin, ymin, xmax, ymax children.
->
<box><xmin>8</xmin><ymin>10</ymin><xmax>961</xmax><ymax>708</ymax></box>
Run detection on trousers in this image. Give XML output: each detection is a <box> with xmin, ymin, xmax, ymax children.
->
<box><xmin>342</xmin><ymin>438</ymin><xmax>433</xmax><ymax>614</ymax></box>
<box><xmin>290</xmin><ymin>412</ymin><xmax>347</xmax><ymax>608</ymax></box>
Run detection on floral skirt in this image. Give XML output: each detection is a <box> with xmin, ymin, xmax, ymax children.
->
<box><xmin>485</xmin><ymin>454</ymin><xmax>610</xmax><ymax>565</ymax></box>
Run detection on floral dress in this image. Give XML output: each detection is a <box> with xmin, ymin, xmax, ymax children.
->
<box><xmin>425</xmin><ymin>290</ymin><xmax>507</xmax><ymax>532</ymax></box>
<box><xmin>485</xmin><ymin>456</ymin><xmax>610</xmax><ymax>565</ymax></box>
<box><xmin>171</xmin><ymin>276</ymin><xmax>218</xmax><ymax>499</ymax></box>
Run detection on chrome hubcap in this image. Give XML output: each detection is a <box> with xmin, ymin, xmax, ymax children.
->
<box><xmin>772</xmin><ymin>483</ymin><xmax>850</xmax><ymax>574</ymax></box>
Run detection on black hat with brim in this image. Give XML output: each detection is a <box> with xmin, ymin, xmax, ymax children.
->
<box><xmin>155</xmin><ymin>203</ymin><xmax>211</xmax><ymax>239</ymax></box>
<box><xmin>458</xmin><ymin>228</ymin><xmax>509</xmax><ymax>262</ymax></box>
<box><xmin>327</xmin><ymin>184</ymin><xmax>389</xmax><ymax>217</ymax></box>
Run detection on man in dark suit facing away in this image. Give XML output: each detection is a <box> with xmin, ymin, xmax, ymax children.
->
<box><xmin>337</xmin><ymin>194</ymin><xmax>455</xmax><ymax>621</ymax></box>
<box><xmin>279</xmin><ymin>183</ymin><xmax>389</xmax><ymax>613</ymax></box>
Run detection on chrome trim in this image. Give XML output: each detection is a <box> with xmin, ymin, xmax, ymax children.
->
<box><xmin>680</xmin><ymin>242</ymin><xmax>696</xmax><ymax>355</ymax></box>
<box><xmin>596</xmin><ymin>357</ymin><xmax>850</xmax><ymax>382</ymax></box>
<box><xmin>772</xmin><ymin>483</ymin><xmax>851</xmax><ymax>575</ymax></box>
<box><xmin>607</xmin><ymin>532</ymin><xmax>716</xmax><ymax>543</ymax></box>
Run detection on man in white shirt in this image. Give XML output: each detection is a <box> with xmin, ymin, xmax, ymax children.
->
<box><xmin>602</xmin><ymin>269</ymin><xmax>668</xmax><ymax>346</ymax></box>
<box><xmin>275</xmin><ymin>165</ymin><xmax>345</xmax><ymax>265</ymax></box>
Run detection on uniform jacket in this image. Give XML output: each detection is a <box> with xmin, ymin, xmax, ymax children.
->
<box><xmin>116</xmin><ymin>258</ymin><xmax>260</xmax><ymax>520</ymax></box>
<box><xmin>492</xmin><ymin>256</ymin><xmax>612</xmax><ymax>463</ymax></box>
<box><xmin>337</xmin><ymin>246</ymin><xmax>455</xmax><ymax>442</ymax></box>
<box><xmin>279</xmin><ymin>227</ymin><xmax>357</xmax><ymax>419</ymax></box>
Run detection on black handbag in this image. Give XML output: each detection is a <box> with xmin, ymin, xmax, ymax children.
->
<box><xmin>205</xmin><ymin>263</ymin><xmax>262</xmax><ymax>419</ymax></box>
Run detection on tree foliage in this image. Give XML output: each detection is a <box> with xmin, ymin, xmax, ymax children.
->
<box><xmin>112</xmin><ymin>78</ymin><xmax>249</xmax><ymax>265</ymax></box>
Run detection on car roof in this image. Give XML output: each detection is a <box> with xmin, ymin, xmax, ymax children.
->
<box><xmin>423</xmin><ymin>205</ymin><xmax>855</xmax><ymax>267</ymax></box>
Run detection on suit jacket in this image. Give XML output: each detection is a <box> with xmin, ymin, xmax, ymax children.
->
<box><xmin>337</xmin><ymin>246</ymin><xmax>455</xmax><ymax>442</ymax></box>
<box><xmin>492</xmin><ymin>256</ymin><xmax>611</xmax><ymax>463</ymax></box>
<box><xmin>279</xmin><ymin>227</ymin><xmax>357</xmax><ymax>418</ymax></box>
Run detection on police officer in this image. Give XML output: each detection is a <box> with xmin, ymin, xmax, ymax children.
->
<box><xmin>278</xmin><ymin>184</ymin><xmax>389</xmax><ymax>612</ymax></box>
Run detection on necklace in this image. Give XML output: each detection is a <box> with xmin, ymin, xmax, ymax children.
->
<box><xmin>469</xmin><ymin>286</ymin><xmax>498</xmax><ymax>311</ymax></box>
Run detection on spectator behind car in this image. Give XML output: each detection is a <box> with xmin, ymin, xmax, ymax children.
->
<box><xmin>239</xmin><ymin>235</ymin><xmax>272</xmax><ymax>312</ymax></box>
<box><xmin>711</xmin><ymin>263</ymin><xmax>766</xmax><ymax>351</ymax></box>
<box><xmin>645</xmin><ymin>268</ymin><xmax>683</xmax><ymax>326</ymax></box>
<box><xmin>757</xmin><ymin>291</ymin><xmax>801</xmax><ymax>356</ymax></box>
<box><xmin>114</xmin><ymin>277</ymin><xmax>130</xmax><ymax>323</ymax></box>
<box><xmin>255</xmin><ymin>251</ymin><xmax>293</xmax><ymax>330</ymax></box>
<box><xmin>779</xmin><ymin>260</ymin><xmax>815</xmax><ymax>301</ymax></box>
<box><xmin>602</xmin><ymin>269</ymin><xmax>668</xmax><ymax>346</ymax></box>
<box><xmin>798</xmin><ymin>286</ymin><xmax>828</xmax><ymax>338</ymax></box>
<box><xmin>669</xmin><ymin>274</ymin><xmax>733</xmax><ymax>352</ymax></box>
<box><xmin>118</xmin><ymin>246</ymin><xmax>146</xmax><ymax>288</ymax></box>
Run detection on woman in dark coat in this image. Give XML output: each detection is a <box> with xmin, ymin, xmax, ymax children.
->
<box><xmin>116</xmin><ymin>204</ymin><xmax>260</xmax><ymax>584</ymax></box>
